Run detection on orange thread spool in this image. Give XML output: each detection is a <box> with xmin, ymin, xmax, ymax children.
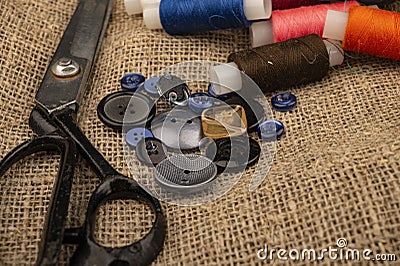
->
<box><xmin>343</xmin><ymin>6</ymin><xmax>400</xmax><ymax>60</ymax></box>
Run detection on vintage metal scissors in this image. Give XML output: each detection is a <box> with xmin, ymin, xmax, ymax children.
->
<box><xmin>0</xmin><ymin>0</ymin><xmax>166</xmax><ymax>265</ymax></box>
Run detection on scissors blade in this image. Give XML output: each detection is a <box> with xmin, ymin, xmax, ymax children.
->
<box><xmin>35</xmin><ymin>0</ymin><xmax>114</xmax><ymax>114</ymax></box>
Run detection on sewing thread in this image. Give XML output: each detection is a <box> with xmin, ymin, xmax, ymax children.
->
<box><xmin>159</xmin><ymin>0</ymin><xmax>250</xmax><ymax>35</ymax></box>
<box><xmin>343</xmin><ymin>6</ymin><xmax>400</xmax><ymax>61</ymax></box>
<box><xmin>227</xmin><ymin>34</ymin><xmax>329</xmax><ymax>94</ymax></box>
<box><xmin>271</xmin><ymin>1</ymin><xmax>359</xmax><ymax>43</ymax></box>
<box><xmin>271</xmin><ymin>0</ymin><xmax>319</xmax><ymax>10</ymax></box>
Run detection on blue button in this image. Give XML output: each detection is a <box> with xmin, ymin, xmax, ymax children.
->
<box><xmin>257</xmin><ymin>120</ymin><xmax>285</xmax><ymax>141</ymax></box>
<box><xmin>207</xmin><ymin>84</ymin><xmax>232</xmax><ymax>101</ymax></box>
<box><xmin>188</xmin><ymin>92</ymin><xmax>214</xmax><ymax>113</ymax></box>
<box><xmin>120</xmin><ymin>73</ymin><xmax>146</xmax><ymax>92</ymax></box>
<box><xmin>125</xmin><ymin>127</ymin><xmax>153</xmax><ymax>148</ymax></box>
<box><xmin>144</xmin><ymin>77</ymin><xmax>160</xmax><ymax>96</ymax></box>
<box><xmin>271</xmin><ymin>92</ymin><xmax>297</xmax><ymax>112</ymax></box>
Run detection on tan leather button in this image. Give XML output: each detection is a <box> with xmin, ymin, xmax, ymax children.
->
<box><xmin>201</xmin><ymin>104</ymin><xmax>247</xmax><ymax>139</ymax></box>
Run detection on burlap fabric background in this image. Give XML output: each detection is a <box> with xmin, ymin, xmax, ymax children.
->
<box><xmin>1</xmin><ymin>0</ymin><xmax>399</xmax><ymax>265</ymax></box>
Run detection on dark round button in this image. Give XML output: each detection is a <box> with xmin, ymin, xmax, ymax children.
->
<box><xmin>257</xmin><ymin>120</ymin><xmax>285</xmax><ymax>141</ymax></box>
<box><xmin>120</xmin><ymin>73</ymin><xmax>145</xmax><ymax>92</ymax></box>
<box><xmin>154</xmin><ymin>154</ymin><xmax>217</xmax><ymax>194</ymax></box>
<box><xmin>157</xmin><ymin>74</ymin><xmax>190</xmax><ymax>106</ymax></box>
<box><xmin>271</xmin><ymin>92</ymin><xmax>297</xmax><ymax>112</ymax></box>
<box><xmin>224</xmin><ymin>96</ymin><xmax>265</xmax><ymax>132</ymax></box>
<box><xmin>125</xmin><ymin>127</ymin><xmax>154</xmax><ymax>148</ymax></box>
<box><xmin>136</xmin><ymin>137</ymin><xmax>167</xmax><ymax>166</ymax></box>
<box><xmin>151</xmin><ymin>108</ymin><xmax>202</xmax><ymax>151</ymax></box>
<box><xmin>188</xmin><ymin>92</ymin><xmax>214</xmax><ymax>114</ymax></box>
<box><xmin>144</xmin><ymin>77</ymin><xmax>160</xmax><ymax>96</ymax></box>
<box><xmin>97</xmin><ymin>91</ymin><xmax>156</xmax><ymax>131</ymax></box>
<box><xmin>205</xmin><ymin>137</ymin><xmax>261</xmax><ymax>173</ymax></box>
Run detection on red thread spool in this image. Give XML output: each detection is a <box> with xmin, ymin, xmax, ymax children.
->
<box><xmin>250</xmin><ymin>1</ymin><xmax>359</xmax><ymax>47</ymax></box>
<box><xmin>343</xmin><ymin>6</ymin><xmax>400</xmax><ymax>60</ymax></box>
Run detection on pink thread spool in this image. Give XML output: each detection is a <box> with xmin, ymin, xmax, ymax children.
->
<box><xmin>250</xmin><ymin>1</ymin><xmax>359</xmax><ymax>47</ymax></box>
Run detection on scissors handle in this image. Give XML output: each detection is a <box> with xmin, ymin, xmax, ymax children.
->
<box><xmin>70</xmin><ymin>176</ymin><xmax>166</xmax><ymax>266</ymax></box>
<box><xmin>0</xmin><ymin>134</ymin><xmax>77</xmax><ymax>265</ymax></box>
<box><xmin>50</xmin><ymin>108</ymin><xmax>167</xmax><ymax>265</ymax></box>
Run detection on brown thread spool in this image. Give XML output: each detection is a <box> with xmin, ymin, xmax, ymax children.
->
<box><xmin>227</xmin><ymin>34</ymin><xmax>330</xmax><ymax>94</ymax></box>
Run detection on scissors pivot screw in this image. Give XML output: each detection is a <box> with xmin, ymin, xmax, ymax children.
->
<box><xmin>51</xmin><ymin>57</ymin><xmax>80</xmax><ymax>78</ymax></box>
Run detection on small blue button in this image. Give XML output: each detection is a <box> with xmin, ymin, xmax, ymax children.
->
<box><xmin>144</xmin><ymin>77</ymin><xmax>160</xmax><ymax>96</ymax></box>
<box><xmin>257</xmin><ymin>120</ymin><xmax>285</xmax><ymax>141</ymax></box>
<box><xmin>207</xmin><ymin>84</ymin><xmax>232</xmax><ymax>101</ymax></box>
<box><xmin>271</xmin><ymin>92</ymin><xmax>297</xmax><ymax>112</ymax></box>
<box><xmin>188</xmin><ymin>92</ymin><xmax>214</xmax><ymax>113</ymax></box>
<box><xmin>125</xmin><ymin>127</ymin><xmax>153</xmax><ymax>148</ymax></box>
<box><xmin>120</xmin><ymin>73</ymin><xmax>146</xmax><ymax>92</ymax></box>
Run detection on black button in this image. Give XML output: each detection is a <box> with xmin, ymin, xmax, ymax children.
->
<box><xmin>157</xmin><ymin>74</ymin><xmax>190</xmax><ymax>106</ymax></box>
<box><xmin>151</xmin><ymin>108</ymin><xmax>202</xmax><ymax>151</ymax></box>
<box><xmin>136</xmin><ymin>137</ymin><xmax>167</xmax><ymax>166</ymax></box>
<box><xmin>154</xmin><ymin>154</ymin><xmax>217</xmax><ymax>194</ymax></box>
<box><xmin>97</xmin><ymin>91</ymin><xmax>156</xmax><ymax>131</ymax></box>
<box><xmin>205</xmin><ymin>137</ymin><xmax>261</xmax><ymax>173</ymax></box>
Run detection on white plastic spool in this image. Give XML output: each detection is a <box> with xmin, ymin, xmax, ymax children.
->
<box><xmin>209</xmin><ymin>41</ymin><xmax>345</xmax><ymax>95</ymax></box>
<box><xmin>322</xmin><ymin>6</ymin><xmax>379</xmax><ymax>41</ymax></box>
<box><xmin>125</xmin><ymin>0</ymin><xmax>272</xmax><ymax>29</ymax></box>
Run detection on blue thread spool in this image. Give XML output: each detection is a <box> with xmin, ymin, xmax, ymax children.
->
<box><xmin>125</xmin><ymin>0</ymin><xmax>272</xmax><ymax>35</ymax></box>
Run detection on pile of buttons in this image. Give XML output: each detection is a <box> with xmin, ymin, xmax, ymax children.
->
<box><xmin>98</xmin><ymin>73</ymin><xmax>297</xmax><ymax>194</ymax></box>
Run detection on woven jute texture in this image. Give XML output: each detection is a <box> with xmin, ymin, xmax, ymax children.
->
<box><xmin>1</xmin><ymin>0</ymin><xmax>400</xmax><ymax>265</ymax></box>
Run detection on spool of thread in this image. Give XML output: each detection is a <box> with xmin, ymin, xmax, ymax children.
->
<box><xmin>209</xmin><ymin>34</ymin><xmax>345</xmax><ymax>95</ymax></box>
<box><xmin>337</xmin><ymin>0</ymin><xmax>395</xmax><ymax>4</ymax></box>
<box><xmin>125</xmin><ymin>0</ymin><xmax>272</xmax><ymax>34</ymax></box>
<box><xmin>323</xmin><ymin>6</ymin><xmax>400</xmax><ymax>61</ymax></box>
<box><xmin>271</xmin><ymin>0</ymin><xmax>393</xmax><ymax>11</ymax></box>
<box><xmin>271</xmin><ymin>0</ymin><xmax>320</xmax><ymax>11</ymax></box>
<box><xmin>250</xmin><ymin>1</ymin><xmax>359</xmax><ymax>47</ymax></box>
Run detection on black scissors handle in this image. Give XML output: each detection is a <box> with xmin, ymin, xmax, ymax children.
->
<box><xmin>0</xmin><ymin>0</ymin><xmax>167</xmax><ymax>264</ymax></box>
<box><xmin>1</xmin><ymin>109</ymin><xmax>167</xmax><ymax>266</ymax></box>
<box><xmin>52</xmin><ymin>109</ymin><xmax>167</xmax><ymax>266</ymax></box>
<box><xmin>0</xmin><ymin>133</ymin><xmax>77</xmax><ymax>265</ymax></box>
